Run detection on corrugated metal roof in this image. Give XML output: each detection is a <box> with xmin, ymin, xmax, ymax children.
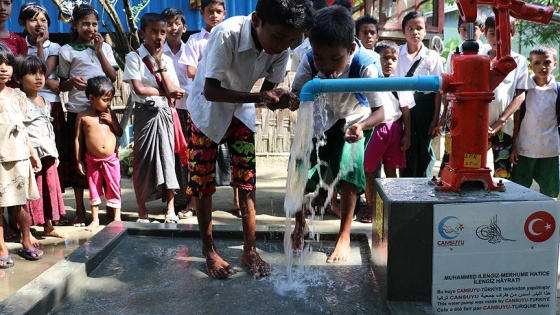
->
<box><xmin>10</xmin><ymin>0</ymin><xmax>258</xmax><ymax>34</ymax></box>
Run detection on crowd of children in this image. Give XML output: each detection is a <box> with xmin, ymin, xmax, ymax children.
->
<box><xmin>0</xmin><ymin>0</ymin><xmax>557</xmax><ymax>280</ymax></box>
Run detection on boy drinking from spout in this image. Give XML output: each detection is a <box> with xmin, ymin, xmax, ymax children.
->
<box><xmin>291</xmin><ymin>6</ymin><xmax>386</xmax><ymax>262</ymax></box>
<box><xmin>75</xmin><ymin>76</ymin><xmax>123</xmax><ymax>231</ymax></box>
<box><xmin>185</xmin><ymin>0</ymin><xmax>314</xmax><ymax>279</ymax></box>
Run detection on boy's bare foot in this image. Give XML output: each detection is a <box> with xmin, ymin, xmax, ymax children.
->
<box><xmin>43</xmin><ymin>229</ymin><xmax>66</xmax><ymax>238</ymax></box>
<box><xmin>291</xmin><ymin>219</ymin><xmax>308</xmax><ymax>252</ymax></box>
<box><xmin>241</xmin><ymin>247</ymin><xmax>271</xmax><ymax>278</ymax></box>
<box><xmin>205</xmin><ymin>250</ymin><xmax>233</xmax><ymax>279</ymax></box>
<box><xmin>73</xmin><ymin>216</ymin><xmax>86</xmax><ymax>227</ymax></box>
<box><xmin>327</xmin><ymin>236</ymin><xmax>351</xmax><ymax>263</ymax></box>
<box><xmin>85</xmin><ymin>221</ymin><xmax>100</xmax><ymax>231</ymax></box>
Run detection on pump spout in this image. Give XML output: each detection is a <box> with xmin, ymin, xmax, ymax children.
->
<box><xmin>299</xmin><ymin>76</ymin><xmax>442</xmax><ymax>102</ymax></box>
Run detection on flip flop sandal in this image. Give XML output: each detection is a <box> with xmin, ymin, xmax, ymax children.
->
<box><xmin>165</xmin><ymin>214</ymin><xmax>179</xmax><ymax>224</ymax></box>
<box><xmin>0</xmin><ymin>255</ymin><xmax>14</xmax><ymax>269</ymax></box>
<box><xmin>18</xmin><ymin>248</ymin><xmax>43</xmax><ymax>261</ymax></box>
<box><xmin>178</xmin><ymin>209</ymin><xmax>193</xmax><ymax>219</ymax></box>
<box><xmin>360</xmin><ymin>212</ymin><xmax>373</xmax><ymax>224</ymax></box>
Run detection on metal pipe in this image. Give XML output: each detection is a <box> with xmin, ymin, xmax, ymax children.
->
<box><xmin>299</xmin><ymin>76</ymin><xmax>442</xmax><ymax>102</ymax></box>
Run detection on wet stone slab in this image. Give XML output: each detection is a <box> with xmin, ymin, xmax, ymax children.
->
<box><xmin>4</xmin><ymin>223</ymin><xmax>387</xmax><ymax>314</ymax></box>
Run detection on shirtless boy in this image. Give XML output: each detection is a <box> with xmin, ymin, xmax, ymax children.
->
<box><xmin>75</xmin><ymin>76</ymin><xmax>123</xmax><ymax>230</ymax></box>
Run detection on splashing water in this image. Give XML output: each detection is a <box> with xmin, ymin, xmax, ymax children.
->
<box><xmin>280</xmin><ymin>94</ymin><xmax>360</xmax><ymax>295</ymax></box>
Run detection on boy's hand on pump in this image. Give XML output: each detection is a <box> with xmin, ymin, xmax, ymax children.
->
<box><xmin>344</xmin><ymin>123</ymin><xmax>363</xmax><ymax>143</ymax></box>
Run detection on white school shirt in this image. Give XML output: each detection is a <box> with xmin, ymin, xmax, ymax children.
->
<box><xmin>123</xmin><ymin>44</ymin><xmax>180</xmax><ymax>108</ymax></box>
<box><xmin>164</xmin><ymin>41</ymin><xmax>190</xmax><ymax>109</ymax></box>
<box><xmin>58</xmin><ymin>42</ymin><xmax>118</xmax><ymax>113</ymax></box>
<box><xmin>26</xmin><ymin>38</ymin><xmax>61</xmax><ymax>103</ymax></box>
<box><xmin>487</xmin><ymin>51</ymin><xmax>528</xmax><ymax>136</ymax></box>
<box><xmin>516</xmin><ymin>76</ymin><xmax>560</xmax><ymax>158</ymax></box>
<box><xmin>290</xmin><ymin>38</ymin><xmax>311</xmax><ymax>73</ymax></box>
<box><xmin>182</xmin><ymin>28</ymin><xmax>210</xmax><ymax>96</ymax></box>
<box><xmin>186</xmin><ymin>15</ymin><xmax>289</xmax><ymax>143</ymax></box>
<box><xmin>291</xmin><ymin>48</ymin><xmax>384</xmax><ymax>135</ymax></box>
<box><xmin>380</xmin><ymin>75</ymin><xmax>406</xmax><ymax>123</ymax></box>
<box><xmin>394</xmin><ymin>43</ymin><xmax>443</xmax><ymax>109</ymax></box>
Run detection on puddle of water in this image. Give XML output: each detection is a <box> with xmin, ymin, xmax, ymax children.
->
<box><xmin>49</xmin><ymin>235</ymin><xmax>387</xmax><ymax>314</ymax></box>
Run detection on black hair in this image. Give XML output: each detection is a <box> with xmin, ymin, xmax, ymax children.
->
<box><xmin>401</xmin><ymin>11</ymin><xmax>425</xmax><ymax>33</ymax></box>
<box><xmin>161</xmin><ymin>7</ymin><xmax>186</xmax><ymax>25</ymax></box>
<box><xmin>13</xmin><ymin>55</ymin><xmax>46</xmax><ymax>85</ymax></box>
<box><xmin>332</xmin><ymin>0</ymin><xmax>352</xmax><ymax>12</ymax></box>
<box><xmin>70</xmin><ymin>4</ymin><xmax>99</xmax><ymax>42</ymax></box>
<box><xmin>201</xmin><ymin>0</ymin><xmax>226</xmax><ymax>11</ymax></box>
<box><xmin>484</xmin><ymin>15</ymin><xmax>516</xmax><ymax>34</ymax></box>
<box><xmin>457</xmin><ymin>10</ymin><xmax>486</xmax><ymax>29</ymax></box>
<box><xmin>18</xmin><ymin>3</ymin><xmax>51</xmax><ymax>36</ymax></box>
<box><xmin>309</xmin><ymin>6</ymin><xmax>354</xmax><ymax>49</ymax></box>
<box><xmin>355</xmin><ymin>14</ymin><xmax>378</xmax><ymax>36</ymax></box>
<box><xmin>255</xmin><ymin>0</ymin><xmax>314</xmax><ymax>30</ymax></box>
<box><xmin>529</xmin><ymin>44</ymin><xmax>557</xmax><ymax>62</ymax></box>
<box><xmin>311</xmin><ymin>0</ymin><xmax>328</xmax><ymax>11</ymax></box>
<box><xmin>0</xmin><ymin>42</ymin><xmax>16</xmax><ymax>67</ymax></box>
<box><xmin>85</xmin><ymin>76</ymin><xmax>115</xmax><ymax>99</ymax></box>
<box><xmin>374</xmin><ymin>40</ymin><xmax>398</xmax><ymax>55</ymax></box>
<box><xmin>140</xmin><ymin>13</ymin><xmax>167</xmax><ymax>31</ymax></box>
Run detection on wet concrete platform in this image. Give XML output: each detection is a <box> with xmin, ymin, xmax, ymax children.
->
<box><xmin>1</xmin><ymin>222</ymin><xmax>389</xmax><ymax>314</ymax></box>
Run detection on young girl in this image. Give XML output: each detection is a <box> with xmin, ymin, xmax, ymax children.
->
<box><xmin>18</xmin><ymin>3</ymin><xmax>67</xmax><ymax>220</ymax></box>
<box><xmin>395</xmin><ymin>11</ymin><xmax>443</xmax><ymax>178</ymax></box>
<box><xmin>0</xmin><ymin>43</ymin><xmax>43</xmax><ymax>262</ymax></box>
<box><xmin>58</xmin><ymin>3</ymin><xmax>118</xmax><ymax>226</ymax></box>
<box><xmin>14</xmin><ymin>55</ymin><xmax>66</xmax><ymax>239</ymax></box>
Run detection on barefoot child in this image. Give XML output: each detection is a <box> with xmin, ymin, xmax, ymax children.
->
<box><xmin>75</xmin><ymin>76</ymin><xmax>123</xmax><ymax>230</ymax></box>
<box><xmin>291</xmin><ymin>6</ymin><xmax>385</xmax><ymax>262</ymax></box>
<box><xmin>58</xmin><ymin>3</ymin><xmax>118</xmax><ymax>226</ymax></box>
<box><xmin>0</xmin><ymin>42</ymin><xmax>43</xmax><ymax>262</ymax></box>
<box><xmin>185</xmin><ymin>0</ymin><xmax>313</xmax><ymax>278</ymax></box>
<box><xmin>123</xmin><ymin>13</ymin><xmax>185</xmax><ymax>224</ymax></box>
<box><xmin>14</xmin><ymin>55</ymin><xmax>65</xmax><ymax>238</ymax></box>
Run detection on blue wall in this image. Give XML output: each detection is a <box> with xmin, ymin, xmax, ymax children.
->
<box><xmin>10</xmin><ymin>0</ymin><xmax>258</xmax><ymax>34</ymax></box>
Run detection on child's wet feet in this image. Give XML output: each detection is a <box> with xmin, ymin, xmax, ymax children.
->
<box><xmin>205</xmin><ymin>250</ymin><xmax>233</xmax><ymax>279</ymax></box>
<box><xmin>43</xmin><ymin>229</ymin><xmax>66</xmax><ymax>238</ymax></box>
<box><xmin>327</xmin><ymin>237</ymin><xmax>351</xmax><ymax>263</ymax></box>
<box><xmin>241</xmin><ymin>247</ymin><xmax>270</xmax><ymax>278</ymax></box>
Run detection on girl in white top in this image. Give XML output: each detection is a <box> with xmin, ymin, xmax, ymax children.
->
<box><xmin>15</xmin><ymin>55</ymin><xmax>66</xmax><ymax>239</ymax></box>
<box><xmin>394</xmin><ymin>11</ymin><xmax>443</xmax><ymax>178</ymax></box>
<box><xmin>18</xmin><ymin>4</ymin><xmax>68</xmax><ymax>225</ymax></box>
<box><xmin>58</xmin><ymin>4</ymin><xmax>118</xmax><ymax>226</ymax></box>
